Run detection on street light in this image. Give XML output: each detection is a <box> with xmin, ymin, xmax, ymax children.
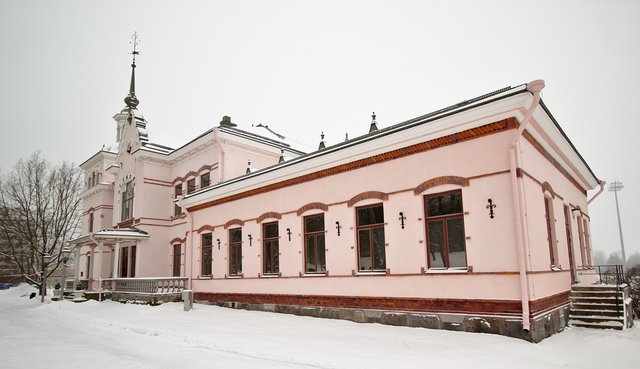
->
<box><xmin>60</xmin><ymin>247</ymin><xmax>71</xmax><ymax>299</ymax></box>
<box><xmin>41</xmin><ymin>254</ymin><xmax>51</xmax><ymax>303</ymax></box>
<box><xmin>608</xmin><ymin>180</ymin><xmax>626</xmax><ymax>266</ymax></box>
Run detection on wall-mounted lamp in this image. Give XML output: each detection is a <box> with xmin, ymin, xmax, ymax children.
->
<box><xmin>248</xmin><ymin>234</ymin><xmax>253</xmax><ymax>246</ymax></box>
<box><xmin>216</xmin><ymin>238</ymin><xmax>221</xmax><ymax>250</ymax></box>
<box><xmin>486</xmin><ymin>198</ymin><xmax>496</xmax><ymax>219</ymax></box>
<box><xmin>335</xmin><ymin>221</ymin><xmax>342</xmax><ymax>236</ymax></box>
<box><xmin>398</xmin><ymin>212</ymin><xmax>406</xmax><ymax>229</ymax></box>
<box><xmin>286</xmin><ymin>228</ymin><xmax>292</xmax><ymax>241</ymax></box>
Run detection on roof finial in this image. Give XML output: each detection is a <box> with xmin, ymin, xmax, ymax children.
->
<box><xmin>318</xmin><ymin>132</ymin><xmax>326</xmax><ymax>150</ymax></box>
<box><xmin>345</xmin><ymin>132</ymin><xmax>349</xmax><ymax>141</ymax></box>
<box><xmin>124</xmin><ymin>32</ymin><xmax>140</xmax><ymax>110</ymax></box>
<box><xmin>279</xmin><ymin>148</ymin><xmax>285</xmax><ymax>163</ymax></box>
<box><xmin>369</xmin><ymin>111</ymin><xmax>378</xmax><ymax>133</ymax></box>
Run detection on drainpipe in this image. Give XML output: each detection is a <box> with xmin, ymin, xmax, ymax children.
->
<box><xmin>179</xmin><ymin>194</ymin><xmax>193</xmax><ymax>290</ymax></box>
<box><xmin>510</xmin><ymin>79</ymin><xmax>545</xmax><ymax>331</ymax></box>
<box><xmin>587</xmin><ymin>180</ymin><xmax>606</xmax><ymax>205</ymax></box>
<box><xmin>213</xmin><ymin>128</ymin><xmax>225</xmax><ymax>183</ymax></box>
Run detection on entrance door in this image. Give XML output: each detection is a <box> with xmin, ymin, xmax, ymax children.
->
<box><xmin>563</xmin><ymin>205</ymin><xmax>576</xmax><ymax>284</ymax></box>
<box><xmin>172</xmin><ymin>244</ymin><xmax>181</xmax><ymax>277</ymax></box>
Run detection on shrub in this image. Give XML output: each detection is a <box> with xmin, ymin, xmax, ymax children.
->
<box><xmin>625</xmin><ymin>264</ymin><xmax>640</xmax><ymax>319</ymax></box>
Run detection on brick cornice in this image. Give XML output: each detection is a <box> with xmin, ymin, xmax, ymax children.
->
<box><xmin>187</xmin><ymin>117</ymin><xmax>518</xmax><ymax>212</ymax></box>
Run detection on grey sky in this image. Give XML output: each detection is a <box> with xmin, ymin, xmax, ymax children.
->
<box><xmin>1</xmin><ymin>0</ymin><xmax>638</xmax><ymax>259</ymax></box>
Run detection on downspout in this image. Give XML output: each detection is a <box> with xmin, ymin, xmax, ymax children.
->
<box><xmin>587</xmin><ymin>180</ymin><xmax>606</xmax><ymax>205</ymax></box>
<box><xmin>510</xmin><ymin>79</ymin><xmax>545</xmax><ymax>331</ymax></box>
<box><xmin>179</xmin><ymin>194</ymin><xmax>193</xmax><ymax>290</ymax></box>
<box><xmin>213</xmin><ymin>127</ymin><xmax>225</xmax><ymax>183</ymax></box>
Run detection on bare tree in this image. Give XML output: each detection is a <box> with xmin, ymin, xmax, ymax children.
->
<box><xmin>0</xmin><ymin>153</ymin><xmax>82</xmax><ymax>295</ymax></box>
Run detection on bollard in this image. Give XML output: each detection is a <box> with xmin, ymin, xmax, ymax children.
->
<box><xmin>182</xmin><ymin>290</ymin><xmax>193</xmax><ymax>311</ymax></box>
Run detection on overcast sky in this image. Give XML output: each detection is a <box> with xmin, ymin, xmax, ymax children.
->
<box><xmin>1</xmin><ymin>0</ymin><xmax>638</xmax><ymax>259</ymax></box>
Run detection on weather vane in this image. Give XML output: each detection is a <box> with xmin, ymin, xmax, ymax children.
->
<box><xmin>130</xmin><ymin>32</ymin><xmax>140</xmax><ymax>63</ymax></box>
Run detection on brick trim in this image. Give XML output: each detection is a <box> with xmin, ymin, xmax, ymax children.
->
<box><xmin>194</xmin><ymin>292</ymin><xmax>523</xmax><ymax>316</ymax></box>
<box><xmin>347</xmin><ymin>191</ymin><xmax>388</xmax><ymax>207</ymax></box>
<box><xmin>197</xmin><ymin>225</ymin><xmax>215</xmax><ymax>234</ymax></box>
<box><xmin>541</xmin><ymin>181</ymin><xmax>556</xmax><ymax>199</ymax></box>
<box><xmin>413</xmin><ymin>176</ymin><xmax>469</xmax><ymax>195</ymax></box>
<box><xmin>187</xmin><ymin>117</ymin><xmax>518</xmax><ymax>212</ymax></box>
<box><xmin>522</xmin><ymin>131</ymin><xmax>586</xmax><ymax>194</ymax></box>
<box><xmin>224</xmin><ymin>219</ymin><xmax>245</xmax><ymax>229</ymax></box>
<box><xmin>529</xmin><ymin>290</ymin><xmax>570</xmax><ymax>316</ymax></box>
<box><xmin>169</xmin><ymin>237</ymin><xmax>186</xmax><ymax>244</ymax></box>
<box><xmin>296</xmin><ymin>202</ymin><xmax>329</xmax><ymax>216</ymax></box>
<box><xmin>257</xmin><ymin>212</ymin><xmax>283</xmax><ymax>223</ymax></box>
<box><xmin>197</xmin><ymin>164</ymin><xmax>215</xmax><ymax>175</ymax></box>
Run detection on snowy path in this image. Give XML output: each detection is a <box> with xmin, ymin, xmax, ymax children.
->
<box><xmin>1</xmin><ymin>285</ymin><xmax>638</xmax><ymax>369</ymax></box>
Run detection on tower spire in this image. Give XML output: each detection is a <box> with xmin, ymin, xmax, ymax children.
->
<box><xmin>124</xmin><ymin>32</ymin><xmax>140</xmax><ymax>110</ymax></box>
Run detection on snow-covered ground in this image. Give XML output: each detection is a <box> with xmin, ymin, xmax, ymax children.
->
<box><xmin>1</xmin><ymin>285</ymin><xmax>638</xmax><ymax>369</ymax></box>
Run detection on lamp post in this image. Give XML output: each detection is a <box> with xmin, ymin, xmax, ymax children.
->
<box><xmin>41</xmin><ymin>254</ymin><xmax>51</xmax><ymax>303</ymax></box>
<box><xmin>608</xmin><ymin>180</ymin><xmax>626</xmax><ymax>266</ymax></box>
<box><xmin>60</xmin><ymin>247</ymin><xmax>71</xmax><ymax>299</ymax></box>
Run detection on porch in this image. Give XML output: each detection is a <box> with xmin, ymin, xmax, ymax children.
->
<box><xmin>75</xmin><ymin>277</ymin><xmax>188</xmax><ymax>305</ymax></box>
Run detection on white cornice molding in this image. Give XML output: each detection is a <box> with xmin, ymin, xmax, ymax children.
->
<box><xmin>80</xmin><ymin>182</ymin><xmax>112</xmax><ymax>200</ymax></box>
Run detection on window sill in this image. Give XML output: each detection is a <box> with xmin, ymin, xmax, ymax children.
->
<box><xmin>226</xmin><ymin>274</ymin><xmax>243</xmax><ymax>279</ymax></box>
<box><xmin>352</xmin><ymin>270</ymin><xmax>388</xmax><ymax>276</ymax></box>
<box><xmin>550</xmin><ymin>265</ymin><xmax>563</xmax><ymax>272</ymax></box>
<box><xmin>299</xmin><ymin>272</ymin><xmax>328</xmax><ymax>277</ymax></box>
<box><xmin>423</xmin><ymin>267</ymin><xmax>468</xmax><ymax>274</ymax></box>
<box><xmin>259</xmin><ymin>273</ymin><xmax>281</xmax><ymax>278</ymax></box>
<box><xmin>197</xmin><ymin>275</ymin><xmax>213</xmax><ymax>280</ymax></box>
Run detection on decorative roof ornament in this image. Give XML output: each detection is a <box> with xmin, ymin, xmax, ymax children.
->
<box><xmin>124</xmin><ymin>32</ymin><xmax>140</xmax><ymax>110</ymax></box>
<box><xmin>345</xmin><ymin>132</ymin><xmax>349</xmax><ymax>141</ymax></box>
<box><xmin>246</xmin><ymin>159</ymin><xmax>254</xmax><ymax>174</ymax></box>
<box><xmin>279</xmin><ymin>148</ymin><xmax>285</xmax><ymax>163</ymax></box>
<box><xmin>318</xmin><ymin>132</ymin><xmax>326</xmax><ymax>150</ymax></box>
<box><xmin>369</xmin><ymin>112</ymin><xmax>378</xmax><ymax>133</ymax></box>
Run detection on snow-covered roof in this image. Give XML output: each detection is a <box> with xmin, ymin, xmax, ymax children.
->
<box><xmin>69</xmin><ymin>227</ymin><xmax>149</xmax><ymax>245</ymax></box>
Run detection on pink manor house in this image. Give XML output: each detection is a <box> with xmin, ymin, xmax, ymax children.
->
<box><xmin>71</xmin><ymin>54</ymin><xmax>626</xmax><ymax>342</ymax></box>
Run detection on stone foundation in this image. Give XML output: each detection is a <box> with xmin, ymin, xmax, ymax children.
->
<box><xmin>195</xmin><ymin>298</ymin><xmax>570</xmax><ymax>342</ymax></box>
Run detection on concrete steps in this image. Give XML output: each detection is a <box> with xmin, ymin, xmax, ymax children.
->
<box><xmin>569</xmin><ymin>285</ymin><xmax>624</xmax><ymax>330</ymax></box>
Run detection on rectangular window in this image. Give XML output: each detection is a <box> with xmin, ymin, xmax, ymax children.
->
<box><xmin>583</xmin><ymin>218</ymin><xmax>592</xmax><ymax>267</ymax></box>
<box><xmin>229</xmin><ymin>228</ymin><xmax>242</xmax><ymax>275</ymax></box>
<box><xmin>425</xmin><ymin>190</ymin><xmax>467</xmax><ymax>269</ymax></box>
<box><xmin>544</xmin><ymin>197</ymin><xmax>558</xmax><ymax>267</ymax></box>
<box><xmin>356</xmin><ymin>204</ymin><xmax>386</xmax><ymax>271</ymax></box>
<box><xmin>563</xmin><ymin>205</ymin><xmax>575</xmax><ymax>283</ymax></box>
<box><xmin>89</xmin><ymin>212</ymin><xmax>94</xmax><ymax>233</ymax></box>
<box><xmin>304</xmin><ymin>214</ymin><xmax>326</xmax><ymax>273</ymax></box>
<box><xmin>577</xmin><ymin>215</ymin><xmax>586</xmax><ymax>267</ymax></box>
<box><xmin>263</xmin><ymin>222</ymin><xmax>279</xmax><ymax>274</ymax></box>
<box><xmin>201</xmin><ymin>173</ymin><xmax>211</xmax><ymax>189</ymax></box>
<box><xmin>121</xmin><ymin>180</ymin><xmax>134</xmax><ymax>221</ymax></box>
<box><xmin>172</xmin><ymin>244</ymin><xmax>181</xmax><ymax>277</ymax></box>
<box><xmin>187</xmin><ymin>178</ymin><xmax>196</xmax><ymax>194</ymax></box>
<box><xmin>174</xmin><ymin>184</ymin><xmax>182</xmax><ymax>216</ymax></box>
<box><xmin>201</xmin><ymin>234</ymin><xmax>212</xmax><ymax>276</ymax></box>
